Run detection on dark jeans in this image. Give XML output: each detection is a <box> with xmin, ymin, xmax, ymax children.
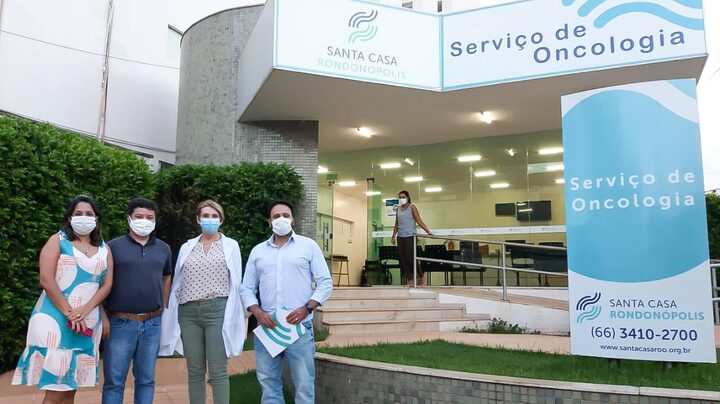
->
<box><xmin>397</xmin><ymin>236</ymin><xmax>423</xmax><ymax>283</ymax></box>
<box><xmin>102</xmin><ymin>316</ymin><xmax>162</xmax><ymax>404</ymax></box>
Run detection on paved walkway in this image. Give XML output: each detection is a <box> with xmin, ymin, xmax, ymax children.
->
<box><xmin>2</xmin><ymin>327</ymin><xmax>718</xmax><ymax>403</ymax></box>
<box><xmin>0</xmin><ymin>353</ymin><xmax>256</xmax><ymax>404</ymax></box>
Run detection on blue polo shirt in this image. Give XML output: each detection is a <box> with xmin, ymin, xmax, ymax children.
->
<box><xmin>106</xmin><ymin>234</ymin><xmax>172</xmax><ymax>314</ymax></box>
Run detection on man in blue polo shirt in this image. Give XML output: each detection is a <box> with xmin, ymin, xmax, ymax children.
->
<box><xmin>240</xmin><ymin>200</ymin><xmax>333</xmax><ymax>404</ymax></box>
<box><xmin>102</xmin><ymin>198</ymin><xmax>172</xmax><ymax>404</ymax></box>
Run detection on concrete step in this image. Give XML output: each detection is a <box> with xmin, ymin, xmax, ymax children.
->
<box><xmin>319</xmin><ymin>307</ymin><xmax>467</xmax><ymax>322</ymax></box>
<box><xmin>326</xmin><ymin>317</ymin><xmax>490</xmax><ymax>334</ymax></box>
<box><xmin>322</xmin><ymin>297</ymin><xmax>444</xmax><ymax>310</ymax></box>
<box><xmin>330</xmin><ymin>287</ymin><xmax>435</xmax><ymax>299</ymax></box>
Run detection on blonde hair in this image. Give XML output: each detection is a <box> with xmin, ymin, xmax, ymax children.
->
<box><xmin>196</xmin><ymin>200</ymin><xmax>225</xmax><ymax>222</ymax></box>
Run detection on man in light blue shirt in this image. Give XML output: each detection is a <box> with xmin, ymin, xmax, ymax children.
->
<box><xmin>240</xmin><ymin>200</ymin><xmax>333</xmax><ymax>404</ymax></box>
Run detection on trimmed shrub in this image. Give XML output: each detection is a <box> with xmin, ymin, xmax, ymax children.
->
<box><xmin>0</xmin><ymin>115</ymin><xmax>154</xmax><ymax>372</ymax></box>
<box><xmin>707</xmin><ymin>193</ymin><xmax>720</xmax><ymax>260</ymax></box>
<box><xmin>154</xmin><ymin>164</ymin><xmax>304</xmax><ymax>263</ymax></box>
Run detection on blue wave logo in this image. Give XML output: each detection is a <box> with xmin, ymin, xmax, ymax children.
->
<box><xmin>261</xmin><ymin>313</ymin><xmax>305</xmax><ymax>347</ymax></box>
<box><xmin>576</xmin><ymin>292</ymin><xmax>602</xmax><ymax>323</ymax></box>
<box><xmin>348</xmin><ymin>10</ymin><xmax>379</xmax><ymax>43</ymax></box>
<box><xmin>562</xmin><ymin>0</ymin><xmax>704</xmax><ymax>30</ymax></box>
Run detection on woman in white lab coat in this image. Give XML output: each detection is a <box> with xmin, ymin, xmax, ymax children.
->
<box><xmin>160</xmin><ymin>200</ymin><xmax>246</xmax><ymax>404</ymax></box>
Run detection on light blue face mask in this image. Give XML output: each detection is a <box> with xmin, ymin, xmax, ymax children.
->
<box><xmin>200</xmin><ymin>217</ymin><xmax>221</xmax><ymax>234</ymax></box>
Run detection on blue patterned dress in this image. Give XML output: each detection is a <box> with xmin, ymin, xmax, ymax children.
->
<box><xmin>12</xmin><ymin>231</ymin><xmax>108</xmax><ymax>391</ymax></box>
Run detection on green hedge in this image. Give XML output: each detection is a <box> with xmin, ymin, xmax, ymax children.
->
<box><xmin>0</xmin><ymin>115</ymin><xmax>154</xmax><ymax>372</ymax></box>
<box><xmin>154</xmin><ymin>163</ymin><xmax>304</xmax><ymax>262</ymax></box>
<box><xmin>0</xmin><ymin>116</ymin><xmax>305</xmax><ymax>373</ymax></box>
<box><xmin>708</xmin><ymin>193</ymin><xmax>720</xmax><ymax>260</ymax></box>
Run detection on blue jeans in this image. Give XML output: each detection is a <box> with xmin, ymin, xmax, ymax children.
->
<box><xmin>102</xmin><ymin>316</ymin><xmax>162</xmax><ymax>404</ymax></box>
<box><xmin>254</xmin><ymin>321</ymin><xmax>315</xmax><ymax>404</ymax></box>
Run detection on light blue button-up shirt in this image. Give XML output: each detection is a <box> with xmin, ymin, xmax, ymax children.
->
<box><xmin>240</xmin><ymin>232</ymin><xmax>333</xmax><ymax>319</ymax></box>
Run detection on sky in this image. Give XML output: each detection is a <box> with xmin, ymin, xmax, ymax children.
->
<box><xmin>697</xmin><ymin>0</ymin><xmax>720</xmax><ymax>192</ymax></box>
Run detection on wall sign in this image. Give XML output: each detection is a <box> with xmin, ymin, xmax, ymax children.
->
<box><xmin>273</xmin><ymin>0</ymin><xmax>706</xmax><ymax>91</ymax></box>
<box><xmin>274</xmin><ymin>0</ymin><xmax>441</xmax><ymax>90</ymax></box>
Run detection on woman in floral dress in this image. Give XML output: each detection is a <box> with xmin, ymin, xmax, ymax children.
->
<box><xmin>12</xmin><ymin>195</ymin><xmax>114</xmax><ymax>404</ymax></box>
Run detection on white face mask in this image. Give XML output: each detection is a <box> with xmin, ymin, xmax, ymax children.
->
<box><xmin>399</xmin><ymin>198</ymin><xmax>408</xmax><ymax>205</ymax></box>
<box><xmin>70</xmin><ymin>216</ymin><xmax>96</xmax><ymax>236</ymax></box>
<box><xmin>129</xmin><ymin>218</ymin><xmax>155</xmax><ymax>237</ymax></box>
<box><xmin>271</xmin><ymin>217</ymin><xmax>293</xmax><ymax>236</ymax></box>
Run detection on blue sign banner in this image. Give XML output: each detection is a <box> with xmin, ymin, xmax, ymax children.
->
<box><xmin>562</xmin><ymin>79</ymin><xmax>716</xmax><ymax>363</ymax></box>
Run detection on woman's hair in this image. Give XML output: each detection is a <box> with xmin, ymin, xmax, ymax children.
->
<box><xmin>197</xmin><ymin>199</ymin><xmax>225</xmax><ymax>222</ymax></box>
<box><xmin>398</xmin><ymin>190</ymin><xmax>412</xmax><ymax>204</ymax></box>
<box><xmin>60</xmin><ymin>195</ymin><xmax>103</xmax><ymax>246</ymax></box>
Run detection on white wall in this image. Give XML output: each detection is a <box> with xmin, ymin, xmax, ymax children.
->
<box><xmin>439</xmin><ymin>292</ymin><xmax>570</xmax><ymax>334</ymax></box>
<box><xmin>0</xmin><ymin>0</ymin><xmax>261</xmax><ymax>167</ymax></box>
<box><xmin>331</xmin><ymin>189</ymin><xmax>369</xmax><ymax>286</ymax></box>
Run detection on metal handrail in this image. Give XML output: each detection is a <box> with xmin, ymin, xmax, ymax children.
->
<box><xmin>711</xmin><ymin>262</ymin><xmax>719</xmax><ymax>324</ymax></box>
<box><xmin>413</xmin><ymin>234</ymin><xmax>568</xmax><ymax>300</ymax></box>
<box><xmin>420</xmin><ymin>235</ymin><xmax>567</xmax><ymax>251</ymax></box>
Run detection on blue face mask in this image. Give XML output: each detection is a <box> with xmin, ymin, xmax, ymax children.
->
<box><xmin>199</xmin><ymin>217</ymin><xmax>221</xmax><ymax>234</ymax></box>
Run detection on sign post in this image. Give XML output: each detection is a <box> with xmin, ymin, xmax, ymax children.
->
<box><xmin>562</xmin><ymin>79</ymin><xmax>716</xmax><ymax>363</ymax></box>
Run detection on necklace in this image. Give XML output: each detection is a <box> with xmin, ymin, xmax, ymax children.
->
<box><xmin>74</xmin><ymin>241</ymin><xmax>92</xmax><ymax>255</ymax></box>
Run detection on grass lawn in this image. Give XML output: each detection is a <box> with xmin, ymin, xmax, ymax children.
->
<box><xmin>229</xmin><ymin>371</ymin><xmax>294</xmax><ymax>403</ymax></box>
<box><xmin>318</xmin><ymin>340</ymin><xmax>720</xmax><ymax>392</ymax></box>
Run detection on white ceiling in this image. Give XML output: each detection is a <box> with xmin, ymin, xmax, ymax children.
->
<box><xmin>240</xmin><ymin>57</ymin><xmax>707</xmax><ymax>153</ymax></box>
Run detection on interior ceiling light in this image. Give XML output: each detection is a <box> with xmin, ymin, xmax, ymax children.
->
<box><xmin>338</xmin><ymin>181</ymin><xmax>357</xmax><ymax>187</ymax></box>
<box><xmin>404</xmin><ymin>176</ymin><xmax>423</xmax><ymax>183</ymax></box>
<box><xmin>356</xmin><ymin>127</ymin><xmax>373</xmax><ymax>138</ymax></box>
<box><xmin>539</xmin><ymin>147</ymin><xmax>564</xmax><ymax>155</ymax></box>
<box><xmin>518</xmin><ymin>208</ymin><xmax>533</xmax><ymax>212</ymax></box>
<box><xmin>478</xmin><ymin>112</ymin><xmax>494</xmax><ymax>124</ymax></box>
<box><xmin>366</xmin><ymin>191</ymin><xmax>382</xmax><ymax>196</ymax></box>
<box><xmin>506</xmin><ymin>148</ymin><xmax>516</xmax><ymax>157</ymax></box>
<box><xmin>457</xmin><ymin>155</ymin><xmax>482</xmax><ymax>162</ymax></box>
<box><xmin>404</xmin><ymin>158</ymin><xmax>415</xmax><ymax>166</ymax></box>
<box><xmin>555</xmin><ymin>178</ymin><xmax>565</xmax><ymax>184</ymax></box>
<box><xmin>490</xmin><ymin>182</ymin><xmax>510</xmax><ymax>189</ymax></box>
<box><xmin>425</xmin><ymin>187</ymin><xmax>442</xmax><ymax>193</ymax></box>
<box><xmin>380</xmin><ymin>162</ymin><xmax>401</xmax><ymax>169</ymax></box>
<box><xmin>474</xmin><ymin>170</ymin><xmax>496</xmax><ymax>177</ymax></box>
<box><xmin>528</xmin><ymin>162</ymin><xmax>564</xmax><ymax>174</ymax></box>
<box><xmin>317</xmin><ymin>165</ymin><xmax>328</xmax><ymax>174</ymax></box>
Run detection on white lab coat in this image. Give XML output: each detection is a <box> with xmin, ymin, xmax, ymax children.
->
<box><xmin>159</xmin><ymin>234</ymin><xmax>246</xmax><ymax>357</ymax></box>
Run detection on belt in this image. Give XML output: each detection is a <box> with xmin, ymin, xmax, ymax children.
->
<box><xmin>111</xmin><ymin>308</ymin><xmax>163</xmax><ymax>321</ymax></box>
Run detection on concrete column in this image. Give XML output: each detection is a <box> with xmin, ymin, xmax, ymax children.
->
<box><xmin>176</xmin><ymin>6</ymin><xmax>318</xmax><ymax>238</ymax></box>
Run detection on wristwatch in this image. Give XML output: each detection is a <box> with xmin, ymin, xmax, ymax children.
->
<box><xmin>304</xmin><ymin>303</ymin><xmax>314</xmax><ymax>313</ymax></box>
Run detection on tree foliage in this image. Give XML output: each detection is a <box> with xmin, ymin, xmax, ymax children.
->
<box><xmin>153</xmin><ymin>163</ymin><xmax>304</xmax><ymax>263</ymax></box>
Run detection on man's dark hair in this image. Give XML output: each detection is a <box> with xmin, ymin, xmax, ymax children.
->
<box><xmin>266</xmin><ymin>200</ymin><xmax>294</xmax><ymax>218</ymax></box>
<box><xmin>127</xmin><ymin>197</ymin><xmax>158</xmax><ymax>216</ymax></box>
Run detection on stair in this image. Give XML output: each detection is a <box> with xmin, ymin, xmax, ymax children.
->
<box><xmin>317</xmin><ymin>287</ymin><xmax>490</xmax><ymax>335</ymax></box>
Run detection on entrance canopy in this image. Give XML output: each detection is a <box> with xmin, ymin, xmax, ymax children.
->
<box><xmin>237</xmin><ymin>0</ymin><xmax>707</xmax><ymax>152</ymax></box>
